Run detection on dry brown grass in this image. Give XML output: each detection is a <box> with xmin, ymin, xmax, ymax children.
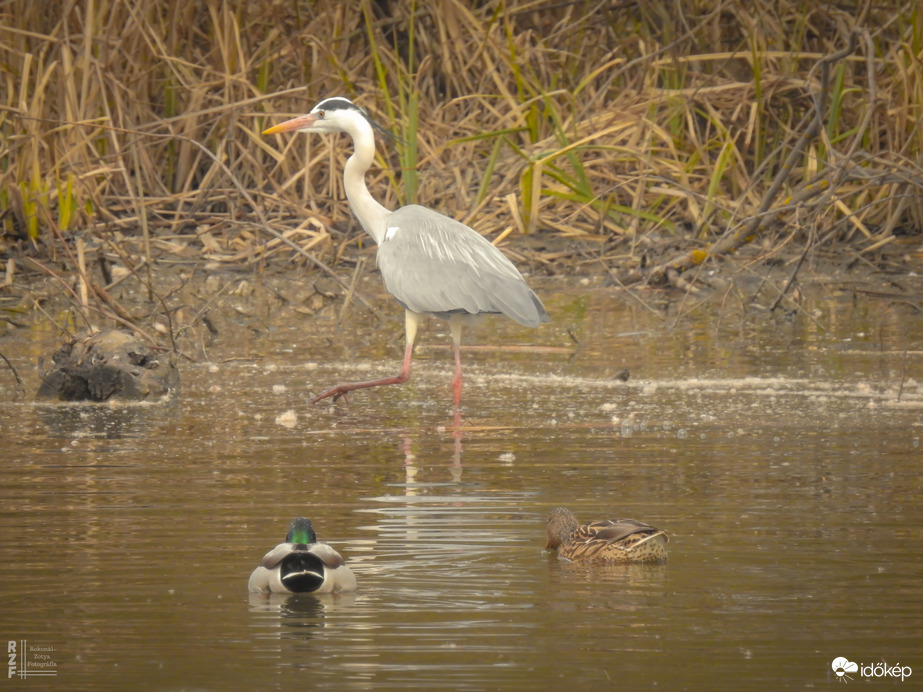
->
<box><xmin>1</xmin><ymin>0</ymin><xmax>921</xmax><ymax>310</ymax></box>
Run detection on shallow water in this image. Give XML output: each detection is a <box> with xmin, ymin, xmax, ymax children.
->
<box><xmin>1</xmin><ymin>282</ymin><xmax>921</xmax><ymax>690</ymax></box>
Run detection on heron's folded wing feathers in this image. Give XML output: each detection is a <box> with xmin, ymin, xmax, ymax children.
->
<box><xmin>378</xmin><ymin>206</ymin><xmax>547</xmax><ymax>327</ymax></box>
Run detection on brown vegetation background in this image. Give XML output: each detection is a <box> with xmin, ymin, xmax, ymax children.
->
<box><xmin>1</xmin><ymin>0</ymin><xmax>922</xmax><ymax>293</ymax></box>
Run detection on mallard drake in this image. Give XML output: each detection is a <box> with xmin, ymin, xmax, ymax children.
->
<box><xmin>545</xmin><ymin>507</ymin><xmax>668</xmax><ymax>562</ymax></box>
<box><xmin>248</xmin><ymin>517</ymin><xmax>357</xmax><ymax>594</ymax></box>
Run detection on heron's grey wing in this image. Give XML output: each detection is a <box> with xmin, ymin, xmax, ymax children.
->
<box><xmin>377</xmin><ymin>206</ymin><xmax>548</xmax><ymax>327</ymax></box>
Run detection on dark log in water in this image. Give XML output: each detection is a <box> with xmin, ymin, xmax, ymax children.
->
<box><xmin>37</xmin><ymin>329</ymin><xmax>178</xmax><ymax>402</ymax></box>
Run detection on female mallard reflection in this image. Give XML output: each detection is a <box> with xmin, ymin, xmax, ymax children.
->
<box><xmin>545</xmin><ymin>507</ymin><xmax>668</xmax><ymax>562</ymax></box>
<box><xmin>249</xmin><ymin>517</ymin><xmax>357</xmax><ymax>594</ymax></box>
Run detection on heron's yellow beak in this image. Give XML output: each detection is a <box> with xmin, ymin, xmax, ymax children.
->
<box><xmin>262</xmin><ymin>113</ymin><xmax>318</xmax><ymax>135</ymax></box>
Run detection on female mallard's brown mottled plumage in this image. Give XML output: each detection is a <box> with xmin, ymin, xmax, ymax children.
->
<box><xmin>545</xmin><ymin>507</ymin><xmax>668</xmax><ymax>562</ymax></box>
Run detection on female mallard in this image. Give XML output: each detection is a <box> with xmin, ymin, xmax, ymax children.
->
<box><xmin>248</xmin><ymin>517</ymin><xmax>357</xmax><ymax>594</ymax></box>
<box><xmin>545</xmin><ymin>507</ymin><xmax>668</xmax><ymax>562</ymax></box>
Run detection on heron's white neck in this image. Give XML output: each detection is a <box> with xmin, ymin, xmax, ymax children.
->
<box><xmin>342</xmin><ymin>120</ymin><xmax>390</xmax><ymax>245</ymax></box>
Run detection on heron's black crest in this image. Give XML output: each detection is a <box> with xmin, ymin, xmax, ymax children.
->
<box><xmin>315</xmin><ymin>97</ymin><xmax>361</xmax><ymax>113</ymax></box>
<box><xmin>314</xmin><ymin>96</ymin><xmax>400</xmax><ymax>145</ymax></box>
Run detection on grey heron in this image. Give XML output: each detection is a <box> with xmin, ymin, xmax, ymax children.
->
<box><xmin>263</xmin><ymin>97</ymin><xmax>549</xmax><ymax>409</ymax></box>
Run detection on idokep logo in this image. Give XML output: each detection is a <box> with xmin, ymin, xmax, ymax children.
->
<box><xmin>831</xmin><ymin>657</ymin><xmax>859</xmax><ymax>682</ymax></box>
<box><xmin>831</xmin><ymin>657</ymin><xmax>912</xmax><ymax>683</ymax></box>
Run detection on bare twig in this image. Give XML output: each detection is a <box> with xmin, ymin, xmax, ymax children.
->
<box><xmin>0</xmin><ymin>350</ymin><xmax>26</xmax><ymax>400</ymax></box>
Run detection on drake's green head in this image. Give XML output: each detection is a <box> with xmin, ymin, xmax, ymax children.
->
<box><xmin>286</xmin><ymin>517</ymin><xmax>317</xmax><ymax>546</ymax></box>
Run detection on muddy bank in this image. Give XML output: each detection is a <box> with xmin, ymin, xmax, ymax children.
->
<box><xmin>1</xmin><ymin>228</ymin><xmax>921</xmax><ymax>402</ymax></box>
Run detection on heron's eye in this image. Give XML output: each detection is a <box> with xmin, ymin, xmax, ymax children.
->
<box><xmin>317</xmin><ymin>110</ymin><xmax>325</xmax><ymax>118</ymax></box>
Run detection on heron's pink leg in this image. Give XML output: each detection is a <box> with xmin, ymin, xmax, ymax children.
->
<box><xmin>310</xmin><ymin>341</ymin><xmax>414</xmax><ymax>403</ymax></box>
<box><xmin>449</xmin><ymin>316</ymin><xmax>464</xmax><ymax>411</ymax></box>
<box><xmin>311</xmin><ymin>310</ymin><xmax>420</xmax><ymax>404</ymax></box>
<box><xmin>451</xmin><ymin>342</ymin><xmax>463</xmax><ymax>409</ymax></box>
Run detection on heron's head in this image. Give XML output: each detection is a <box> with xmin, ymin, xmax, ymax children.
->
<box><xmin>263</xmin><ymin>97</ymin><xmax>386</xmax><ymax>137</ymax></box>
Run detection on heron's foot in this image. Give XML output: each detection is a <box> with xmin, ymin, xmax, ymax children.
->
<box><xmin>309</xmin><ymin>371</ymin><xmax>412</xmax><ymax>404</ymax></box>
<box><xmin>310</xmin><ymin>386</ymin><xmax>352</xmax><ymax>404</ymax></box>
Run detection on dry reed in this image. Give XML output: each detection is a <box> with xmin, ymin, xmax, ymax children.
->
<box><xmin>1</xmin><ymin>0</ymin><xmax>921</xmax><ymax>316</ymax></box>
